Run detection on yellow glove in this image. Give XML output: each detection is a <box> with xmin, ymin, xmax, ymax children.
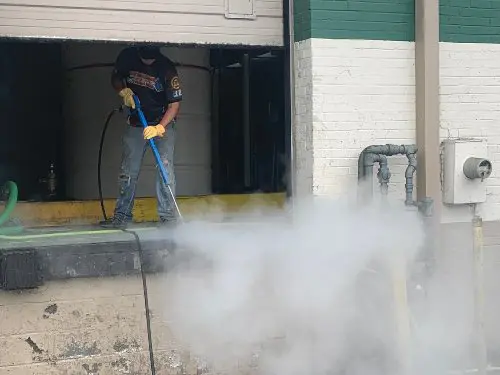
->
<box><xmin>143</xmin><ymin>124</ymin><xmax>165</xmax><ymax>140</ymax></box>
<box><xmin>118</xmin><ymin>88</ymin><xmax>136</xmax><ymax>109</ymax></box>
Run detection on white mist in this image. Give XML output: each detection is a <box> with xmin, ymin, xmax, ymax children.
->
<box><xmin>159</xmin><ymin>197</ymin><xmax>472</xmax><ymax>375</ymax></box>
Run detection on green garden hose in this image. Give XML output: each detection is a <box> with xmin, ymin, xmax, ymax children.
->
<box><xmin>0</xmin><ymin>181</ymin><xmax>18</xmax><ymax>228</ymax></box>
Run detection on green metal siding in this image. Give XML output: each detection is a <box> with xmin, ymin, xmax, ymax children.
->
<box><xmin>294</xmin><ymin>0</ymin><xmax>312</xmax><ymax>41</ymax></box>
<box><xmin>294</xmin><ymin>0</ymin><xmax>415</xmax><ymax>42</ymax></box>
<box><xmin>440</xmin><ymin>0</ymin><xmax>500</xmax><ymax>43</ymax></box>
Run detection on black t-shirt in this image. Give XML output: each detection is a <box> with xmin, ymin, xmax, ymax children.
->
<box><xmin>113</xmin><ymin>47</ymin><xmax>183</xmax><ymax>125</ymax></box>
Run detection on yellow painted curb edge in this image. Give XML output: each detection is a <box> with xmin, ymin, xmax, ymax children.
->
<box><xmin>12</xmin><ymin>193</ymin><xmax>287</xmax><ymax>227</ymax></box>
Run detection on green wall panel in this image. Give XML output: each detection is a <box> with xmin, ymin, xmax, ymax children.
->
<box><xmin>294</xmin><ymin>0</ymin><xmax>312</xmax><ymax>41</ymax></box>
<box><xmin>294</xmin><ymin>0</ymin><xmax>415</xmax><ymax>42</ymax></box>
<box><xmin>441</xmin><ymin>0</ymin><xmax>500</xmax><ymax>43</ymax></box>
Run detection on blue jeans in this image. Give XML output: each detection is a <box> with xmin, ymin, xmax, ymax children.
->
<box><xmin>113</xmin><ymin>124</ymin><xmax>177</xmax><ymax>222</ymax></box>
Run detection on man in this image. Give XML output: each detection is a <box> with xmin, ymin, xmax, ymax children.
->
<box><xmin>100</xmin><ymin>45</ymin><xmax>182</xmax><ymax>229</ymax></box>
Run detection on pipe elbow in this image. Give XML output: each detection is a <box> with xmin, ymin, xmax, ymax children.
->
<box><xmin>403</xmin><ymin>145</ymin><xmax>418</xmax><ymax>155</ymax></box>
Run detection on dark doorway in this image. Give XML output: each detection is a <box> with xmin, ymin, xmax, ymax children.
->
<box><xmin>211</xmin><ymin>49</ymin><xmax>286</xmax><ymax>194</ymax></box>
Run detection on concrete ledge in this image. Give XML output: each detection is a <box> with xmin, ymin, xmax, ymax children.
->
<box><xmin>0</xmin><ymin>227</ymin><xmax>177</xmax><ymax>286</ymax></box>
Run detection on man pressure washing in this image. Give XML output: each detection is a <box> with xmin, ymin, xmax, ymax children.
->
<box><xmin>100</xmin><ymin>45</ymin><xmax>182</xmax><ymax>229</ymax></box>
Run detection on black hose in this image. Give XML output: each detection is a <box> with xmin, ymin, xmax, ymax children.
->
<box><xmin>124</xmin><ymin>229</ymin><xmax>157</xmax><ymax>375</ymax></box>
<box><xmin>98</xmin><ymin>107</ymin><xmax>122</xmax><ymax>221</ymax></box>
<box><xmin>98</xmin><ymin>107</ymin><xmax>156</xmax><ymax>375</ymax></box>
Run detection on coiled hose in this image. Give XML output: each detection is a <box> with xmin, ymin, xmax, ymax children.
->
<box><xmin>0</xmin><ymin>181</ymin><xmax>18</xmax><ymax>227</ymax></box>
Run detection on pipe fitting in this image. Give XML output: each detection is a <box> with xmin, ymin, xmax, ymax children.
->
<box><xmin>377</xmin><ymin>155</ymin><xmax>391</xmax><ymax>196</ymax></box>
<box><xmin>358</xmin><ymin>144</ymin><xmax>417</xmax><ymax>205</ymax></box>
<box><xmin>362</xmin><ymin>144</ymin><xmax>418</xmax><ymax>157</ymax></box>
<box><xmin>405</xmin><ymin>152</ymin><xmax>417</xmax><ymax>206</ymax></box>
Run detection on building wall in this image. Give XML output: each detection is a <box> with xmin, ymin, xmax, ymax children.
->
<box><xmin>293</xmin><ymin>0</ymin><xmax>500</xmax><ymax>222</ymax></box>
<box><xmin>291</xmin><ymin>2</ymin><xmax>500</xmax><ymax>365</ymax></box>
<box><xmin>0</xmin><ymin>0</ymin><xmax>282</xmax><ymax>46</ymax></box>
<box><xmin>295</xmin><ymin>0</ymin><xmax>415</xmax><ymax>41</ymax></box>
<box><xmin>293</xmin><ymin>0</ymin><xmax>415</xmax><ymax>200</ymax></box>
<box><xmin>439</xmin><ymin>1</ymin><xmax>500</xmax><ymax>222</ymax></box>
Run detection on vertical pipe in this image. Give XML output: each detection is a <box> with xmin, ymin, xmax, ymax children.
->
<box><xmin>405</xmin><ymin>153</ymin><xmax>417</xmax><ymax>206</ymax></box>
<box><xmin>283</xmin><ymin>0</ymin><xmax>295</xmax><ymax>199</ymax></box>
<box><xmin>415</xmin><ymin>0</ymin><xmax>441</xmax><ymax>213</ymax></box>
<box><xmin>390</xmin><ymin>252</ymin><xmax>412</xmax><ymax>375</ymax></box>
<box><xmin>473</xmin><ymin>214</ymin><xmax>487</xmax><ymax>375</ymax></box>
<box><xmin>242</xmin><ymin>53</ymin><xmax>251</xmax><ymax>188</ymax></box>
<box><xmin>415</xmin><ymin>4</ymin><xmax>441</xmax><ymax>372</ymax></box>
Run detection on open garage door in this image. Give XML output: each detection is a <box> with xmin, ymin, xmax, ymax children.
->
<box><xmin>0</xmin><ymin>40</ymin><xmax>288</xmax><ymax>210</ymax></box>
<box><xmin>0</xmin><ymin>0</ymin><xmax>283</xmax><ymax>46</ymax></box>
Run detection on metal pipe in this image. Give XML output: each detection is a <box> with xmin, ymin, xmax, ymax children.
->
<box><xmin>358</xmin><ymin>152</ymin><xmax>388</xmax><ymax>204</ymax></box>
<box><xmin>405</xmin><ymin>152</ymin><xmax>417</xmax><ymax>206</ymax></box>
<box><xmin>472</xmin><ymin>213</ymin><xmax>487</xmax><ymax>375</ymax></box>
<box><xmin>390</xmin><ymin>251</ymin><xmax>412</xmax><ymax>375</ymax></box>
<box><xmin>415</xmin><ymin>0</ymin><xmax>441</xmax><ymax>209</ymax></box>
<box><xmin>377</xmin><ymin>155</ymin><xmax>390</xmax><ymax>197</ymax></box>
<box><xmin>358</xmin><ymin>144</ymin><xmax>418</xmax><ymax>204</ymax></box>
<box><xmin>242</xmin><ymin>53</ymin><xmax>251</xmax><ymax>188</ymax></box>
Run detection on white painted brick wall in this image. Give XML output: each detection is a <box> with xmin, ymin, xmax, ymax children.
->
<box><xmin>293</xmin><ymin>39</ymin><xmax>314</xmax><ymax>197</ymax></box>
<box><xmin>440</xmin><ymin>42</ymin><xmax>500</xmax><ymax>222</ymax></box>
<box><xmin>294</xmin><ymin>39</ymin><xmax>416</xmax><ymax>201</ymax></box>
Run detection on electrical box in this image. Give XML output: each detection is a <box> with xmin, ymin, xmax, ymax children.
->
<box><xmin>442</xmin><ymin>139</ymin><xmax>492</xmax><ymax>205</ymax></box>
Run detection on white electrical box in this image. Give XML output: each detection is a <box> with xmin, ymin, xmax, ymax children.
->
<box><xmin>442</xmin><ymin>139</ymin><xmax>492</xmax><ymax>205</ymax></box>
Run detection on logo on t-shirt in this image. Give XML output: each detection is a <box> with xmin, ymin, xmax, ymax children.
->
<box><xmin>171</xmin><ymin>76</ymin><xmax>180</xmax><ymax>90</ymax></box>
<box><xmin>127</xmin><ymin>71</ymin><xmax>164</xmax><ymax>93</ymax></box>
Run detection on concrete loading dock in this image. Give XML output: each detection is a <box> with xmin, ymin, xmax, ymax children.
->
<box><xmin>3</xmin><ymin>0</ymin><xmax>500</xmax><ymax>374</ymax></box>
<box><xmin>0</xmin><ymin>1</ymin><xmax>292</xmax><ymax>371</ymax></box>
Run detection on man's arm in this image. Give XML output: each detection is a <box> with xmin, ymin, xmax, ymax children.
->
<box><xmin>110</xmin><ymin>49</ymin><xmax>129</xmax><ymax>92</ymax></box>
<box><xmin>111</xmin><ymin>70</ymin><xmax>126</xmax><ymax>92</ymax></box>
<box><xmin>159</xmin><ymin>70</ymin><xmax>183</xmax><ymax>129</ymax></box>
<box><xmin>159</xmin><ymin>102</ymin><xmax>180</xmax><ymax>128</ymax></box>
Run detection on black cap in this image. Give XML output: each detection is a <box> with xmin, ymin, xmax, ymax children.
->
<box><xmin>137</xmin><ymin>46</ymin><xmax>160</xmax><ymax>60</ymax></box>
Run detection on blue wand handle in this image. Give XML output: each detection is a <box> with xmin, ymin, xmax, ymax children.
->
<box><xmin>132</xmin><ymin>95</ymin><xmax>169</xmax><ymax>185</ymax></box>
<box><xmin>131</xmin><ymin>95</ymin><xmax>183</xmax><ymax>221</ymax></box>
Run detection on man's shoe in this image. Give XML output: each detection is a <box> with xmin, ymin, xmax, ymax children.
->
<box><xmin>99</xmin><ymin>217</ymin><xmax>128</xmax><ymax>229</ymax></box>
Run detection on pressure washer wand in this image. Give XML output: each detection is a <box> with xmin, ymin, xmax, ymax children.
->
<box><xmin>132</xmin><ymin>95</ymin><xmax>183</xmax><ymax>222</ymax></box>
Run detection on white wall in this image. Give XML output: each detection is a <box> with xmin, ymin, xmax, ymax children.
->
<box><xmin>63</xmin><ymin>43</ymin><xmax>212</xmax><ymax>200</ymax></box>
<box><xmin>0</xmin><ymin>0</ymin><xmax>282</xmax><ymax>46</ymax></box>
<box><xmin>293</xmin><ymin>39</ymin><xmax>314</xmax><ymax>198</ymax></box>
<box><xmin>294</xmin><ymin>39</ymin><xmax>500</xmax><ymax>223</ymax></box>
<box><xmin>440</xmin><ymin>42</ymin><xmax>500</xmax><ymax>222</ymax></box>
<box><xmin>294</xmin><ymin>38</ymin><xmax>416</xmax><ymax>202</ymax></box>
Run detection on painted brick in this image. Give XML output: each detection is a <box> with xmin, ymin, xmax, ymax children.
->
<box><xmin>294</xmin><ymin>0</ymin><xmax>415</xmax><ymax>42</ymax></box>
<box><xmin>294</xmin><ymin>38</ymin><xmax>500</xmax><ymax>221</ymax></box>
<box><xmin>440</xmin><ymin>42</ymin><xmax>500</xmax><ymax>222</ymax></box>
<box><xmin>440</xmin><ymin>0</ymin><xmax>500</xmax><ymax>43</ymax></box>
<box><xmin>293</xmin><ymin>39</ymin><xmax>314</xmax><ymax>197</ymax></box>
<box><xmin>293</xmin><ymin>38</ymin><xmax>416</xmax><ymax>200</ymax></box>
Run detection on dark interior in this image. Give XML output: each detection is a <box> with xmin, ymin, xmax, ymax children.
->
<box><xmin>0</xmin><ymin>41</ymin><xmax>287</xmax><ymax>201</ymax></box>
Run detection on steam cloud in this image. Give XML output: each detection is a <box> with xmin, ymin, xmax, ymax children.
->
<box><xmin>160</xmin><ymin>197</ymin><xmax>479</xmax><ymax>375</ymax></box>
